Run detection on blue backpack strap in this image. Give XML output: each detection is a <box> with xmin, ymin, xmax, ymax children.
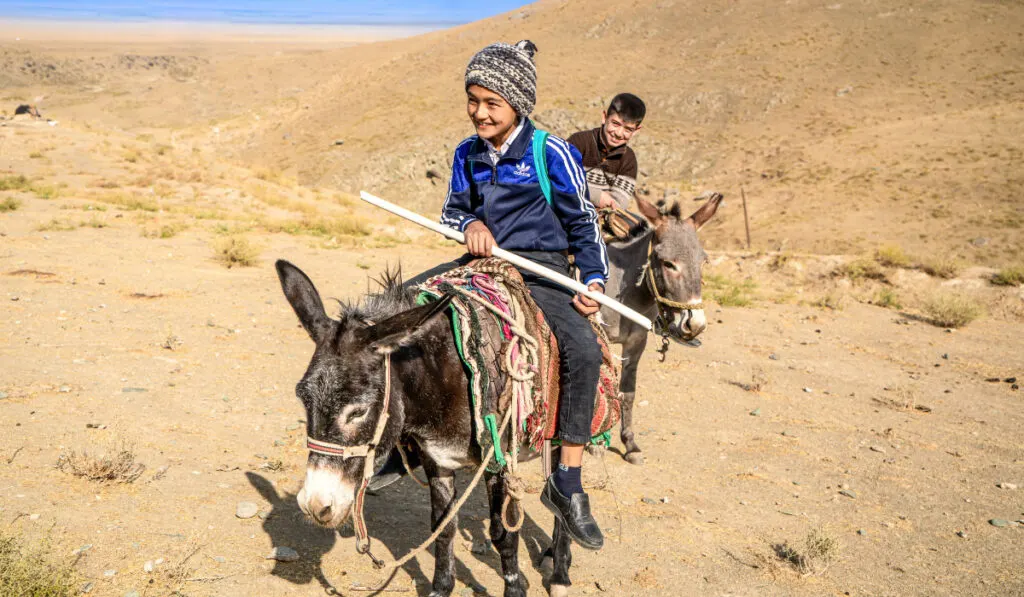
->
<box><xmin>532</xmin><ymin>129</ymin><xmax>552</xmax><ymax>205</ymax></box>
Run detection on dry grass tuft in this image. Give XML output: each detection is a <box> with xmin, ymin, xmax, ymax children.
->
<box><xmin>874</xmin><ymin>288</ymin><xmax>902</xmax><ymax>310</ymax></box>
<box><xmin>94</xmin><ymin>192</ymin><xmax>158</xmax><ymax>212</ymax></box>
<box><xmin>0</xmin><ymin>197</ymin><xmax>21</xmax><ymax>212</ymax></box>
<box><xmin>813</xmin><ymin>290</ymin><xmax>847</xmax><ymax>311</ymax></box>
<box><xmin>774</xmin><ymin>526</ymin><xmax>840</xmax><ymax>576</ymax></box>
<box><xmin>874</xmin><ymin>245</ymin><xmax>912</xmax><ymax>268</ymax></box>
<box><xmin>0</xmin><ymin>529</ymin><xmax>77</xmax><ymax>596</ymax></box>
<box><xmin>0</xmin><ymin>175</ymin><xmax>31</xmax><ymax>191</ymax></box>
<box><xmin>269</xmin><ymin>215</ymin><xmax>370</xmax><ymax>238</ymax></box>
<box><xmin>142</xmin><ymin>222</ymin><xmax>188</xmax><ymax>239</ymax></box>
<box><xmin>213</xmin><ymin>235</ymin><xmax>260</xmax><ymax>268</ymax></box>
<box><xmin>36</xmin><ymin>219</ymin><xmax>76</xmax><ymax>232</ymax></box>
<box><xmin>919</xmin><ymin>256</ymin><xmax>962</xmax><ymax>279</ymax></box>
<box><xmin>56</xmin><ymin>441</ymin><xmax>145</xmax><ymax>483</ymax></box>
<box><xmin>706</xmin><ymin>273</ymin><xmax>757</xmax><ymax>307</ymax></box>
<box><xmin>991</xmin><ymin>266</ymin><xmax>1024</xmax><ymax>287</ymax></box>
<box><xmin>922</xmin><ymin>292</ymin><xmax>983</xmax><ymax>328</ymax></box>
<box><xmin>834</xmin><ymin>258</ymin><xmax>886</xmax><ymax>283</ymax></box>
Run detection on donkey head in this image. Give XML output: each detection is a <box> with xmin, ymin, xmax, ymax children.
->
<box><xmin>275</xmin><ymin>260</ymin><xmax>450</xmax><ymax>527</ymax></box>
<box><xmin>635</xmin><ymin>193</ymin><xmax>724</xmax><ymax>342</ymax></box>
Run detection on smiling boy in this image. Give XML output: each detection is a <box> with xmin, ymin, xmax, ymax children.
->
<box><xmin>567</xmin><ymin>93</ymin><xmax>646</xmax><ymax>210</ymax></box>
<box><xmin>406</xmin><ymin>40</ymin><xmax>608</xmax><ymax>550</ymax></box>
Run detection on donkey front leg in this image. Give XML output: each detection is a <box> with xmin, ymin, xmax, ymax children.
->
<box><xmin>425</xmin><ymin>462</ymin><xmax>458</xmax><ymax>597</ymax></box>
<box><xmin>547</xmin><ymin>519</ymin><xmax>574</xmax><ymax>596</ymax></box>
<box><xmin>619</xmin><ymin>332</ymin><xmax>648</xmax><ymax>465</ymax></box>
<box><xmin>485</xmin><ymin>472</ymin><xmax>527</xmax><ymax>597</ymax></box>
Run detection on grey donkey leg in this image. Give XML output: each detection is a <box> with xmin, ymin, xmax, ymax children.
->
<box><xmin>425</xmin><ymin>462</ymin><xmax>458</xmax><ymax>597</ymax></box>
<box><xmin>547</xmin><ymin>519</ymin><xmax>573</xmax><ymax>596</ymax></box>
<box><xmin>486</xmin><ymin>472</ymin><xmax>527</xmax><ymax>597</ymax></box>
<box><xmin>619</xmin><ymin>333</ymin><xmax>647</xmax><ymax>464</ymax></box>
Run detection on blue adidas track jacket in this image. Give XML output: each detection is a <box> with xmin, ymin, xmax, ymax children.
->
<box><xmin>440</xmin><ymin>119</ymin><xmax>609</xmax><ymax>287</ymax></box>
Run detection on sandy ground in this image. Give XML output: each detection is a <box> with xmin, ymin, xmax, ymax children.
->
<box><xmin>1</xmin><ymin>2</ymin><xmax>1023</xmax><ymax>594</ymax></box>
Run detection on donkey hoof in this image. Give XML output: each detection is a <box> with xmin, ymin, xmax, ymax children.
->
<box><xmin>538</xmin><ymin>548</ymin><xmax>554</xmax><ymax>574</ymax></box>
<box><xmin>549</xmin><ymin>584</ymin><xmax>570</xmax><ymax>597</ymax></box>
<box><xmin>624</xmin><ymin>451</ymin><xmax>645</xmax><ymax>465</ymax></box>
<box><xmin>585</xmin><ymin>444</ymin><xmax>606</xmax><ymax>458</ymax></box>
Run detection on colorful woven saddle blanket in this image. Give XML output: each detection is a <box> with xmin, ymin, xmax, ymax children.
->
<box><xmin>416</xmin><ymin>258</ymin><xmax>621</xmax><ymax>466</ymax></box>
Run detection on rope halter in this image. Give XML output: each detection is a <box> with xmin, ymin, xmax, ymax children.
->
<box><xmin>304</xmin><ymin>353</ymin><xmax>393</xmax><ymax>563</ymax></box>
<box><xmin>643</xmin><ymin>242</ymin><xmax>703</xmax><ymax>361</ymax></box>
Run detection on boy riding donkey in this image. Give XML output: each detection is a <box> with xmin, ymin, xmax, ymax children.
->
<box><xmin>371</xmin><ymin>40</ymin><xmax>608</xmax><ymax>550</ymax></box>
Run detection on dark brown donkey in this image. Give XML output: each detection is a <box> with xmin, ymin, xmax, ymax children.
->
<box><xmin>276</xmin><ymin>260</ymin><xmax>575</xmax><ymax>597</ymax></box>
<box><xmin>599</xmin><ymin>194</ymin><xmax>723</xmax><ymax>464</ymax></box>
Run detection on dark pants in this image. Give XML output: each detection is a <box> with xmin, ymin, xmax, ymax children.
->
<box><xmin>406</xmin><ymin>251</ymin><xmax>601</xmax><ymax>445</ymax></box>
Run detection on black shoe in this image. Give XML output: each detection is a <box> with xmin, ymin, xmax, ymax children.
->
<box><xmin>367</xmin><ymin>446</ymin><xmax>419</xmax><ymax>493</ymax></box>
<box><xmin>540</xmin><ymin>475</ymin><xmax>604</xmax><ymax>550</ymax></box>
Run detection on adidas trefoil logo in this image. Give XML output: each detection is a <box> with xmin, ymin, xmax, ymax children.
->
<box><xmin>514</xmin><ymin>162</ymin><xmax>532</xmax><ymax>177</ymax></box>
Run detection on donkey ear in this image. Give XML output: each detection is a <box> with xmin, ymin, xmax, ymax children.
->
<box><xmin>276</xmin><ymin>259</ymin><xmax>333</xmax><ymax>344</ymax></box>
<box><xmin>357</xmin><ymin>295</ymin><xmax>454</xmax><ymax>353</ymax></box>
<box><xmin>635</xmin><ymin>196</ymin><xmax>663</xmax><ymax>227</ymax></box>
<box><xmin>687</xmin><ymin>192</ymin><xmax>724</xmax><ymax>231</ymax></box>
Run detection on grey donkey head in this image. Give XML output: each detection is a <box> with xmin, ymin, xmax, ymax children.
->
<box><xmin>635</xmin><ymin>193</ymin><xmax>724</xmax><ymax>341</ymax></box>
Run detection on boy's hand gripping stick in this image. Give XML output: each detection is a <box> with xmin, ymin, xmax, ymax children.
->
<box><xmin>360</xmin><ymin>190</ymin><xmax>653</xmax><ymax>331</ymax></box>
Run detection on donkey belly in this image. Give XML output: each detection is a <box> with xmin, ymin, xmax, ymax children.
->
<box><xmin>419</xmin><ymin>438</ymin><xmax>475</xmax><ymax>470</ymax></box>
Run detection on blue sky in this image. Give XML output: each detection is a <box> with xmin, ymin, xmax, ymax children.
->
<box><xmin>0</xmin><ymin>1</ymin><xmax>532</xmax><ymax>25</ymax></box>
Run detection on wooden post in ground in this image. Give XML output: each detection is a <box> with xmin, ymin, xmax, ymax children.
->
<box><xmin>741</xmin><ymin>186</ymin><xmax>752</xmax><ymax>250</ymax></box>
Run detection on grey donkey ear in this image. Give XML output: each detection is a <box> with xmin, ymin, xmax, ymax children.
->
<box><xmin>515</xmin><ymin>40</ymin><xmax>538</xmax><ymax>59</ymax></box>
<box><xmin>276</xmin><ymin>259</ymin><xmax>333</xmax><ymax>344</ymax></box>
<box><xmin>688</xmin><ymin>192</ymin><xmax>724</xmax><ymax>231</ymax></box>
<box><xmin>356</xmin><ymin>295</ymin><xmax>454</xmax><ymax>354</ymax></box>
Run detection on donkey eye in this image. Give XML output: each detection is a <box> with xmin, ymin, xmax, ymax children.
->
<box><xmin>345</xmin><ymin>407</ymin><xmax>369</xmax><ymax>424</ymax></box>
<box><xmin>663</xmin><ymin>260</ymin><xmax>679</xmax><ymax>271</ymax></box>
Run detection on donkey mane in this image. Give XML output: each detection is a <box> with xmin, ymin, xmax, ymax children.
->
<box><xmin>332</xmin><ymin>267</ymin><xmax>415</xmax><ymax>323</ymax></box>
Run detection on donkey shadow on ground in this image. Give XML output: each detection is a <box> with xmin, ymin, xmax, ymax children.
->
<box><xmin>247</xmin><ymin>471</ymin><xmax>554</xmax><ymax>596</ymax></box>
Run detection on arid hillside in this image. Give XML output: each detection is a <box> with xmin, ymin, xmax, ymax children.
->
<box><xmin>4</xmin><ymin>0</ymin><xmax>1023</xmax><ymax>265</ymax></box>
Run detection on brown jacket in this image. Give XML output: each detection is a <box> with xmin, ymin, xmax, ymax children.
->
<box><xmin>567</xmin><ymin>127</ymin><xmax>638</xmax><ymax>209</ymax></box>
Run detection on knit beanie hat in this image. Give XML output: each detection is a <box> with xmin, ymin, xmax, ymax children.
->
<box><xmin>465</xmin><ymin>40</ymin><xmax>538</xmax><ymax>116</ymax></box>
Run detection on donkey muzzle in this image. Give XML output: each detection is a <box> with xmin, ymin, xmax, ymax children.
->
<box><xmin>661</xmin><ymin>309</ymin><xmax>707</xmax><ymax>342</ymax></box>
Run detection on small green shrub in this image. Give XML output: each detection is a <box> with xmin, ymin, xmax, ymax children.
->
<box><xmin>0</xmin><ymin>197</ymin><xmax>20</xmax><ymax>212</ymax></box>
<box><xmin>835</xmin><ymin>258</ymin><xmax>886</xmax><ymax>283</ymax></box>
<box><xmin>923</xmin><ymin>293</ymin><xmax>983</xmax><ymax>328</ymax></box>
<box><xmin>875</xmin><ymin>288</ymin><xmax>902</xmax><ymax>310</ymax></box>
<box><xmin>213</xmin><ymin>235</ymin><xmax>259</xmax><ymax>268</ymax></box>
<box><xmin>36</xmin><ymin>219</ymin><xmax>76</xmax><ymax>232</ymax></box>
<box><xmin>813</xmin><ymin>291</ymin><xmax>846</xmax><ymax>311</ymax></box>
<box><xmin>28</xmin><ymin>151</ymin><xmax>45</xmax><ymax>159</ymax></box>
<box><xmin>706</xmin><ymin>274</ymin><xmax>757</xmax><ymax>307</ymax></box>
<box><xmin>919</xmin><ymin>256</ymin><xmax>961</xmax><ymax>279</ymax></box>
<box><xmin>0</xmin><ymin>175</ymin><xmax>31</xmax><ymax>191</ymax></box>
<box><xmin>992</xmin><ymin>266</ymin><xmax>1024</xmax><ymax>287</ymax></box>
<box><xmin>0</xmin><ymin>529</ymin><xmax>77</xmax><ymax>596</ymax></box>
<box><xmin>874</xmin><ymin>245</ymin><xmax>912</xmax><ymax>268</ymax></box>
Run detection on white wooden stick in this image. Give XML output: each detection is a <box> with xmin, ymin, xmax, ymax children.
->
<box><xmin>360</xmin><ymin>191</ymin><xmax>653</xmax><ymax>330</ymax></box>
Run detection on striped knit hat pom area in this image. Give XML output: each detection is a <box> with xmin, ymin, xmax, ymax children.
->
<box><xmin>465</xmin><ymin>40</ymin><xmax>539</xmax><ymax>116</ymax></box>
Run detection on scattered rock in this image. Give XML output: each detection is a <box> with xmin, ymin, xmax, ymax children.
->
<box><xmin>985</xmin><ymin>377</ymin><xmax>1001</xmax><ymax>383</ymax></box>
<box><xmin>143</xmin><ymin>561</ymin><xmax>153</xmax><ymax>573</ymax></box>
<box><xmin>836</xmin><ymin>86</ymin><xmax>853</xmax><ymax>96</ymax></box>
<box><xmin>81</xmin><ymin>582</ymin><xmax>95</xmax><ymax>594</ymax></box>
<box><xmin>637</xmin><ymin>400</ymin><xmax>649</xmax><ymax>407</ymax></box>
<box><xmin>803</xmin><ymin>387</ymin><xmax>813</xmax><ymax>393</ymax></box>
<box><xmin>969</xmin><ymin>237</ymin><xmax>989</xmax><ymax>247</ymax></box>
<box><xmin>103</xmin><ymin>569</ymin><xmax>117</xmax><ymax>577</ymax></box>
<box><xmin>989</xmin><ymin>518</ymin><xmax>1011</xmax><ymax>528</ymax></box>
<box><xmin>121</xmin><ymin>387</ymin><xmax>147</xmax><ymax>393</ymax></box>
<box><xmin>285</xmin><ymin>423</ymin><xmax>301</xmax><ymax>431</ymax></box>
<box><xmin>73</xmin><ymin>544</ymin><xmax>93</xmax><ymax>555</ymax></box>
<box><xmin>332</xmin><ymin>139</ymin><xmax>344</xmax><ymax>146</ymax></box>
<box><xmin>641</xmin><ymin>497</ymin><xmax>658</xmax><ymax>505</ymax></box>
<box><xmin>768</xmin><ymin>353</ymin><xmax>779</xmax><ymax>360</ymax></box>
<box><xmin>0</xmin><ymin>392</ymin><xmax>7</xmax><ymax>400</ymax></box>
<box><xmin>124</xmin><ymin>591</ymin><xmax>139</xmax><ymax>597</ymax></box>
<box><xmin>996</xmin><ymin>483</ymin><xmax>1018</xmax><ymax>490</ymax></box>
<box><xmin>956</xmin><ymin>530</ymin><xmax>966</xmax><ymax>538</ymax></box>
<box><xmin>869</xmin><ymin>446</ymin><xmax>886</xmax><ymax>454</ymax></box>
<box><xmin>29</xmin><ymin>513</ymin><xmax>40</xmax><ymax>521</ymax></box>
<box><xmin>85</xmin><ymin>423</ymin><xmax>107</xmax><ymax>429</ymax></box>
<box><xmin>749</xmin><ymin>407</ymin><xmax>761</xmax><ymax>417</ymax></box>
<box><xmin>212</xmin><ymin>555</ymin><xmax>226</xmax><ymax>563</ymax></box>
<box><xmin>839</xmin><ymin>489</ymin><xmax>857</xmax><ymax>499</ymax></box>
<box><xmin>266</xmin><ymin>546</ymin><xmax>300</xmax><ymax>562</ymax></box>
<box><xmin>857</xmin><ymin>529</ymin><xmax>867</xmax><ymax>536</ymax></box>
<box><xmin>1005</xmin><ymin>377</ymin><xmax>1017</xmax><ymax>384</ymax></box>
<box><xmin>661</xmin><ymin>497</ymin><xmax>670</xmax><ymax>504</ymax></box>
<box><xmin>58</xmin><ymin>385</ymin><xmax>71</xmax><ymax>393</ymax></box>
